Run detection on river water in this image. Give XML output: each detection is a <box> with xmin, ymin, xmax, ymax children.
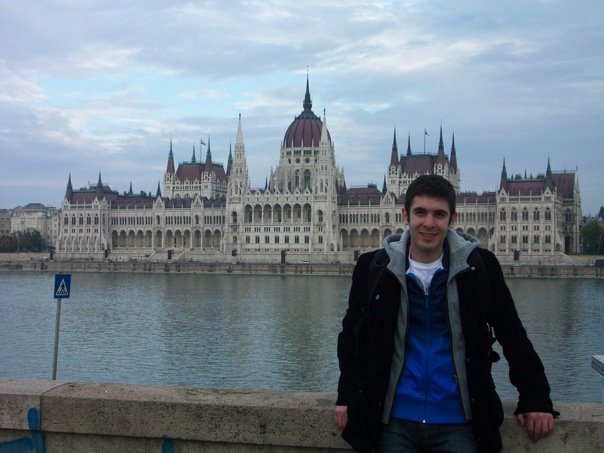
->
<box><xmin>0</xmin><ymin>271</ymin><xmax>602</xmax><ymax>403</ymax></box>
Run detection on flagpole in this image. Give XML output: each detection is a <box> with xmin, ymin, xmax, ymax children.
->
<box><xmin>424</xmin><ymin>129</ymin><xmax>426</xmax><ymax>154</ymax></box>
<box><xmin>424</xmin><ymin>129</ymin><xmax>429</xmax><ymax>154</ymax></box>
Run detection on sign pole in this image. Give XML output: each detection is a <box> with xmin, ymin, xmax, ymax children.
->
<box><xmin>52</xmin><ymin>273</ymin><xmax>71</xmax><ymax>380</ymax></box>
<box><xmin>52</xmin><ymin>298</ymin><xmax>62</xmax><ymax>380</ymax></box>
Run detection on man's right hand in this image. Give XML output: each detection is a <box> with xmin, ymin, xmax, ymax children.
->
<box><xmin>334</xmin><ymin>405</ymin><xmax>348</xmax><ymax>431</ymax></box>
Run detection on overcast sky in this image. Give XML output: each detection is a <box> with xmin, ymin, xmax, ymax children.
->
<box><xmin>1</xmin><ymin>1</ymin><xmax>602</xmax><ymax>214</ymax></box>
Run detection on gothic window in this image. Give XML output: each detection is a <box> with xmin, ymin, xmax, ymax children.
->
<box><xmin>500</xmin><ymin>209</ymin><xmax>506</xmax><ymax>221</ymax></box>
<box><xmin>511</xmin><ymin>210</ymin><xmax>518</xmax><ymax>221</ymax></box>
<box><xmin>304</xmin><ymin>170</ymin><xmax>311</xmax><ymax>190</ymax></box>
<box><xmin>318</xmin><ymin>210</ymin><xmax>324</xmax><ymax>223</ymax></box>
<box><xmin>545</xmin><ymin>209</ymin><xmax>552</xmax><ymax>221</ymax></box>
<box><xmin>522</xmin><ymin>209</ymin><xmax>529</xmax><ymax>221</ymax></box>
<box><xmin>533</xmin><ymin>209</ymin><xmax>540</xmax><ymax>221</ymax></box>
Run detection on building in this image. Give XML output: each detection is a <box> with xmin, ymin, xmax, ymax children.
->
<box><xmin>0</xmin><ymin>209</ymin><xmax>11</xmax><ymax>238</ymax></box>
<box><xmin>10</xmin><ymin>203</ymin><xmax>57</xmax><ymax>244</ymax></box>
<box><xmin>55</xmin><ymin>79</ymin><xmax>582</xmax><ymax>264</ymax></box>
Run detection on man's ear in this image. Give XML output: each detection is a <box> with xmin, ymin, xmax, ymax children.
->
<box><xmin>402</xmin><ymin>208</ymin><xmax>409</xmax><ymax>224</ymax></box>
<box><xmin>449</xmin><ymin>212</ymin><xmax>457</xmax><ymax>227</ymax></box>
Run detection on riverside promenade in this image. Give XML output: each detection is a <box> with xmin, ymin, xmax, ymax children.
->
<box><xmin>0</xmin><ymin>379</ymin><xmax>603</xmax><ymax>452</ymax></box>
<box><xmin>2</xmin><ymin>253</ymin><xmax>604</xmax><ymax>278</ymax></box>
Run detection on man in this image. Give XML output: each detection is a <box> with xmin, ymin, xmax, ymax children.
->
<box><xmin>334</xmin><ymin>174</ymin><xmax>555</xmax><ymax>452</ymax></box>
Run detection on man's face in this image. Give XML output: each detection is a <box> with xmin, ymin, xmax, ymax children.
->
<box><xmin>403</xmin><ymin>195</ymin><xmax>456</xmax><ymax>263</ymax></box>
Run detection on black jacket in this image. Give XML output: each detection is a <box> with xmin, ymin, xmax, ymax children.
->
<box><xmin>336</xmin><ymin>244</ymin><xmax>555</xmax><ymax>453</ymax></box>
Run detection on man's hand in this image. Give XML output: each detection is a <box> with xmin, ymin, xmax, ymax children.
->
<box><xmin>516</xmin><ymin>412</ymin><xmax>554</xmax><ymax>442</ymax></box>
<box><xmin>333</xmin><ymin>405</ymin><xmax>348</xmax><ymax>431</ymax></box>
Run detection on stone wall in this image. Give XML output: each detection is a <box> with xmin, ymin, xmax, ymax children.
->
<box><xmin>1</xmin><ymin>379</ymin><xmax>602</xmax><ymax>452</ymax></box>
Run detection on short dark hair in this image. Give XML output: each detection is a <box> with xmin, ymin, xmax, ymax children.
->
<box><xmin>404</xmin><ymin>174</ymin><xmax>456</xmax><ymax>215</ymax></box>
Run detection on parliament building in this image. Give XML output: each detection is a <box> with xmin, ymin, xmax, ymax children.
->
<box><xmin>56</xmin><ymin>79</ymin><xmax>582</xmax><ymax>264</ymax></box>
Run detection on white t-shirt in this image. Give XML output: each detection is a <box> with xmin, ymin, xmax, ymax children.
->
<box><xmin>407</xmin><ymin>255</ymin><xmax>444</xmax><ymax>295</ymax></box>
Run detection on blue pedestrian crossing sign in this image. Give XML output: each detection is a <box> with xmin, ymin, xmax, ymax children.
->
<box><xmin>54</xmin><ymin>274</ymin><xmax>71</xmax><ymax>299</ymax></box>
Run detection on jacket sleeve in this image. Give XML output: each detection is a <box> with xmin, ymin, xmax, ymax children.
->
<box><xmin>480</xmin><ymin>249</ymin><xmax>555</xmax><ymax>415</ymax></box>
<box><xmin>336</xmin><ymin>251</ymin><xmax>373</xmax><ymax>406</ymax></box>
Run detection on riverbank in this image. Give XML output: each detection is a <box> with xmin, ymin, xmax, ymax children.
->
<box><xmin>1</xmin><ymin>253</ymin><xmax>604</xmax><ymax>278</ymax></box>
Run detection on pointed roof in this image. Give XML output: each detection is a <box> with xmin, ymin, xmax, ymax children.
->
<box><xmin>499</xmin><ymin>159</ymin><xmax>508</xmax><ymax>190</ymax></box>
<box><xmin>156</xmin><ymin>181</ymin><xmax>162</xmax><ymax>198</ymax></box>
<box><xmin>303</xmin><ymin>73</ymin><xmax>312</xmax><ymax>112</ymax></box>
<box><xmin>205</xmin><ymin>137</ymin><xmax>212</xmax><ymax>167</ymax></box>
<box><xmin>166</xmin><ymin>139</ymin><xmax>175</xmax><ymax>175</ymax></box>
<box><xmin>450</xmin><ymin>133</ymin><xmax>457</xmax><ymax>172</ymax></box>
<box><xmin>436</xmin><ymin>125</ymin><xmax>446</xmax><ymax>166</ymax></box>
<box><xmin>545</xmin><ymin>157</ymin><xmax>554</xmax><ymax>190</ymax></box>
<box><xmin>236</xmin><ymin>113</ymin><xmax>244</xmax><ymax>147</ymax></box>
<box><xmin>128</xmin><ymin>181</ymin><xmax>133</xmax><ymax>195</ymax></box>
<box><xmin>406</xmin><ymin>134</ymin><xmax>412</xmax><ymax>157</ymax></box>
<box><xmin>389</xmin><ymin>129</ymin><xmax>399</xmax><ymax>167</ymax></box>
<box><xmin>226</xmin><ymin>143</ymin><xmax>233</xmax><ymax>175</ymax></box>
<box><xmin>191</xmin><ymin>144</ymin><xmax>196</xmax><ymax>163</ymax></box>
<box><xmin>65</xmin><ymin>173</ymin><xmax>73</xmax><ymax>200</ymax></box>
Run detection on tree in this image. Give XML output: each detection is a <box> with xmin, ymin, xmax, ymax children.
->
<box><xmin>0</xmin><ymin>230</ymin><xmax>48</xmax><ymax>253</ymax></box>
<box><xmin>581</xmin><ymin>220</ymin><xmax>604</xmax><ymax>254</ymax></box>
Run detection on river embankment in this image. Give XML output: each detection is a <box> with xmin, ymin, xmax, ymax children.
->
<box><xmin>2</xmin><ymin>253</ymin><xmax>604</xmax><ymax>278</ymax></box>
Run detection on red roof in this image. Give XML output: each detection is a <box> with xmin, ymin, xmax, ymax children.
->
<box><xmin>175</xmin><ymin>162</ymin><xmax>227</xmax><ymax>182</ymax></box>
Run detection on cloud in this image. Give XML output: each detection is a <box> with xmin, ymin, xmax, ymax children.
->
<box><xmin>0</xmin><ymin>0</ymin><xmax>602</xmax><ymax>213</ymax></box>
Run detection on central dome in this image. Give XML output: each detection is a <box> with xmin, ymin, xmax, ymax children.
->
<box><xmin>283</xmin><ymin>79</ymin><xmax>331</xmax><ymax>148</ymax></box>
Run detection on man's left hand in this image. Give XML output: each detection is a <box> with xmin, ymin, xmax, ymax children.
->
<box><xmin>516</xmin><ymin>412</ymin><xmax>554</xmax><ymax>442</ymax></box>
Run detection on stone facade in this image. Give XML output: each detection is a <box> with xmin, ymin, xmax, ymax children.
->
<box><xmin>55</xmin><ymin>79</ymin><xmax>582</xmax><ymax>264</ymax></box>
<box><xmin>10</xmin><ymin>203</ymin><xmax>58</xmax><ymax>244</ymax></box>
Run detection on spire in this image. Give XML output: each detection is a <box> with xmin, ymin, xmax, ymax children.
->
<box><xmin>156</xmin><ymin>181</ymin><xmax>162</xmax><ymax>198</ymax></box>
<box><xmin>226</xmin><ymin>143</ymin><xmax>233</xmax><ymax>176</ymax></box>
<box><xmin>128</xmin><ymin>181</ymin><xmax>133</xmax><ymax>195</ymax></box>
<box><xmin>205</xmin><ymin>137</ymin><xmax>212</xmax><ymax>167</ymax></box>
<box><xmin>389</xmin><ymin>128</ymin><xmax>399</xmax><ymax>167</ymax></box>
<box><xmin>303</xmin><ymin>73</ymin><xmax>312</xmax><ymax>112</ymax></box>
<box><xmin>95</xmin><ymin>172</ymin><xmax>103</xmax><ymax>200</ymax></box>
<box><xmin>236</xmin><ymin>113</ymin><xmax>244</xmax><ymax>145</ymax></box>
<box><xmin>545</xmin><ymin>157</ymin><xmax>554</xmax><ymax>190</ymax></box>
<box><xmin>166</xmin><ymin>139</ymin><xmax>175</xmax><ymax>175</ymax></box>
<box><xmin>406</xmin><ymin>134</ymin><xmax>412</xmax><ymax>156</ymax></box>
<box><xmin>65</xmin><ymin>173</ymin><xmax>73</xmax><ymax>200</ymax></box>
<box><xmin>191</xmin><ymin>144</ymin><xmax>196</xmax><ymax>163</ymax></box>
<box><xmin>450</xmin><ymin>133</ymin><xmax>457</xmax><ymax>171</ymax></box>
<box><xmin>320</xmin><ymin>108</ymin><xmax>330</xmax><ymax>147</ymax></box>
<box><xmin>382</xmin><ymin>175</ymin><xmax>387</xmax><ymax>194</ymax></box>
<box><xmin>499</xmin><ymin>159</ymin><xmax>508</xmax><ymax>191</ymax></box>
<box><xmin>436</xmin><ymin>125</ymin><xmax>446</xmax><ymax>165</ymax></box>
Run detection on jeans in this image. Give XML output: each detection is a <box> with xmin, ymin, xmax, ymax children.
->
<box><xmin>377</xmin><ymin>418</ymin><xmax>478</xmax><ymax>453</ymax></box>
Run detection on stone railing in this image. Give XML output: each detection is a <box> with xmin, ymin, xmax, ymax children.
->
<box><xmin>0</xmin><ymin>379</ymin><xmax>602</xmax><ymax>452</ymax></box>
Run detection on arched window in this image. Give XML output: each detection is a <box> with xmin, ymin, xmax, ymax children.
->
<box><xmin>304</xmin><ymin>170</ymin><xmax>311</xmax><ymax>190</ymax></box>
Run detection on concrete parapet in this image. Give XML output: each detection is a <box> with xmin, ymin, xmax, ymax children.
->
<box><xmin>0</xmin><ymin>379</ymin><xmax>603</xmax><ymax>452</ymax></box>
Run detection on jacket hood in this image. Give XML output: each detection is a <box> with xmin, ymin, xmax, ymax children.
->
<box><xmin>383</xmin><ymin>230</ymin><xmax>480</xmax><ymax>279</ymax></box>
